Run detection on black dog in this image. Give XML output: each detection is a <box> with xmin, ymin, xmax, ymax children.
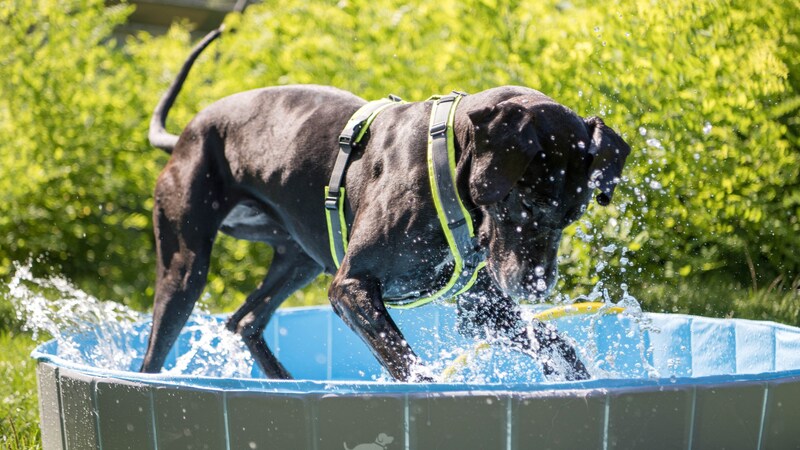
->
<box><xmin>140</xmin><ymin>29</ymin><xmax>630</xmax><ymax>382</ymax></box>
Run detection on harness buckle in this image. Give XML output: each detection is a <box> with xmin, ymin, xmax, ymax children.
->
<box><xmin>447</xmin><ymin>217</ymin><xmax>467</xmax><ymax>230</ymax></box>
<box><xmin>430</xmin><ymin>121</ymin><xmax>448</xmax><ymax>137</ymax></box>
<box><xmin>325</xmin><ymin>190</ymin><xmax>339</xmax><ymax>210</ymax></box>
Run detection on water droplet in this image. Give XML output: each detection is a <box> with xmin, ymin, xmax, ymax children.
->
<box><xmin>602</xmin><ymin>244</ymin><xmax>617</xmax><ymax>253</ymax></box>
<box><xmin>646</xmin><ymin>138</ymin><xmax>663</xmax><ymax>149</ymax></box>
<box><xmin>703</xmin><ymin>122</ymin><xmax>712</xmax><ymax>135</ymax></box>
<box><xmin>638</xmin><ymin>127</ymin><xmax>647</xmax><ymax>136</ymax></box>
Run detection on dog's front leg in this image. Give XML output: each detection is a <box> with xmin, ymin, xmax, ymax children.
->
<box><xmin>522</xmin><ymin>318</ymin><xmax>591</xmax><ymax>381</ymax></box>
<box><xmin>457</xmin><ymin>275</ymin><xmax>590</xmax><ymax>381</ymax></box>
<box><xmin>329</xmin><ymin>275</ymin><xmax>427</xmax><ymax>382</ymax></box>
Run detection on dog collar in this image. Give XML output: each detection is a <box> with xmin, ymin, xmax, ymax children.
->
<box><xmin>325</xmin><ymin>92</ymin><xmax>485</xmax><ymax>309</ymax></box>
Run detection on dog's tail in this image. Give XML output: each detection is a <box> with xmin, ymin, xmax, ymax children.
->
<box><xmin>148</xmin><ymin>27</ymin><xmax>222</xmax><ymax>153</ymax></box>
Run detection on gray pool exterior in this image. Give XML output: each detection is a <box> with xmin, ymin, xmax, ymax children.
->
<box><xmin>34</xmin><ymin>305</ymin><xmax>800</xmax><ymax>449</ymax></box>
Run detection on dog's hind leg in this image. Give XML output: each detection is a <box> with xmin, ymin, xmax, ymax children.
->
<box><xmin>226</xmin><ymin>242</ymin><xmax>322</xmax><ymax>379</ymax></box>
<box><xmin>140</xmin><ymin>154</ymin><xmax>231</xmax><ymax>373</ymax></box>
<box><xmin>457</xmin><ymin>275</ymin><xmax>590</xmax><ymax>381</ymax></box>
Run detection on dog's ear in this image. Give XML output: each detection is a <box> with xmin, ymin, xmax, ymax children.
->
<box><xmin>467</xmin><ymin>101</ymin><xmax>542</xmax><ymax>205</ymax></box>
<box><xmin>584</xmin><ymin>117</ymin><xmax>631</xmax><ymax>206</ymax></box>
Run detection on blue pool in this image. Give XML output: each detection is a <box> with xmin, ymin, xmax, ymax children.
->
<box><xmin>33</xmin><ymin>304</ymin><xmax>800</xmax><ymax>449</ymax></box>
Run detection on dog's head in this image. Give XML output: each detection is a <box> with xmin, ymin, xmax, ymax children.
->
<box><xmin>375</xmin><ymin>433</ymin><xmax>394</xmax><ymax>446</ymax></box>
<box><xmin>466</xmin><ymin>97</ymin><xmax>630</xmax><ymax>300</ymax></box>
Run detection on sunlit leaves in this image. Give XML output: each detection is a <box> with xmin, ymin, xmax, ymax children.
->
<box><xmin>0</xmin><ymin>0</ymin><xmax>797</xmax><ymax>314</ymax></box>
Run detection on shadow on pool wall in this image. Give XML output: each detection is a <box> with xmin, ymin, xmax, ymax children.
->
<box><xmin>34</xmin><ymin>304</ymin><xmax>800</xmax><ymax>449</ymax></box>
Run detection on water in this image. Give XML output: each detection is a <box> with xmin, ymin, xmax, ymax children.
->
<box><xmin>7</xmin><ymin>262</ymin><xmax>253</xmax><ymax>378</ymax></box>
<box><xmin>564</xmin><ymin>282</ymin><xmax>660</xmax><ymax>380</ymax></box>
<box><xmin>9</xmin><ymin>262</ymin><xmax>656</xmax><ymax>383</ymax></box>
<box><xmin>9</xmin><ymin>262</ymin><xmax>144</xmax><ymax>372</ymax></box>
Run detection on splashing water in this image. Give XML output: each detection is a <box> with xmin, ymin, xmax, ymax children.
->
<box><xmin>166</xmin><ymin>315</ymin><xmax>254</xmax><ymax>378</ymax></box>
<box><xmin>7</xmin><ymin>262</ymin><xmax>253</xmax><ymax>378</ymax></box>
<box><xmin>10</xmin><ymin>262</ymin><xmax>657</xmax><ymax>384</ymax></box>
<box><xmin>560</xmin><ymin>281</ymin><xmax>660</xmax><ymax>380</ymax></box>
<box><xmin>8</xmin><ymin>262</ymin><xmax>144</xmax><ymax>371</ymax></box>
<box><xmin>422</xmin><ymin>282</ymin><xmax>660</xmax><ymax>384</ymax></box>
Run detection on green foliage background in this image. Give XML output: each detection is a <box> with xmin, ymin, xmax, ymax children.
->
<box><xmin>1</xmin><ymin>0</ymin><xmax>798</xmax><ymax>320</ymax></box>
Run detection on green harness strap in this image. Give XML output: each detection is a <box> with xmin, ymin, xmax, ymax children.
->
<box><xmin>390</xmin><ymin>93</ymin><xmax>485</xmax><ymax>308</ymax></box>
<box><xmin>325</xmin><ymin>92</ymin><xmax>485</xmax><ymax>309</ymax></box>
<box><xmin>325</xmin><ymin>96</ymin><xmax>403</xmax><ymax>268</ymax></box>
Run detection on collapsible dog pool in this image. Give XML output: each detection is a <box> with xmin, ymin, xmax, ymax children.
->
<box><xmin>33</xmin><ymin>304</ymin><xmax>800</xmax><ymax>449</ymax></box>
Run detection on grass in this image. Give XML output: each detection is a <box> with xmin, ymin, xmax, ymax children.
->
<box><xmin>638</xmin><ymin>275</ymin><xmax>800</xmax><ymax>327</ymax></box>
<box><xmin>0</xmin><ymin>331</ymin><xmax>41</xmax><ymax>450</ymax></box>
<box><xmin>0</xmin><ymin>277</ymin><xmax>796</xmax><ymax>450</ymax></box>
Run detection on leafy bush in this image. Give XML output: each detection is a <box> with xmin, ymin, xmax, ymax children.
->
<box><xmin>0</xmin><ymin>0</ymin><xmax>797</xmax><ymax>318</ymax></box>
<box><xmin>1</xmin><ymin>0</ymin><xmax>156</xmax><ymax>308</ymax></box>
<box><xmin>0</xmin><ymin>1</ymin><xmax>281</xmax><ymax>311</ymax></box>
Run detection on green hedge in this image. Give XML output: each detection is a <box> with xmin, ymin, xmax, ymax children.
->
<box><xmin>1</xmin><ymin>0</ymin><xmax>797</xmax><ymax>316</ymax></box>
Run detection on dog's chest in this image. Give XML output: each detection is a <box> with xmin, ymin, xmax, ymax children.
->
<box><xmin>380</xmin><ymin>250</ymin><xmax>454</xmax><ymax>302</ymax></box>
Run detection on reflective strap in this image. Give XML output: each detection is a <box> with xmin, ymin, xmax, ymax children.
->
<box><xmin>326</xmin><ymin>96</ymin><xmax>404</xmax><ymax>269</ymax></box>
<box><xmin>327</xmin><ymin>99</ymin><xmax>396</xmax><ymax>197</ymax></box>
<box><xmin>325</xmin><ymin>186</ymin><xmax>348</xmax><ymax>268</ymax></box>
<box><xmin>388</xmin><ymin>93</ymin><xmax>485</xmax><ymax>309</ymax></box>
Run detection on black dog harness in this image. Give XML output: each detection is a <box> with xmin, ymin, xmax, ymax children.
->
<box><xmin>325</xmin><ymin>92</ymin><xmax>485</xmax><ymax>309</ymax></box>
